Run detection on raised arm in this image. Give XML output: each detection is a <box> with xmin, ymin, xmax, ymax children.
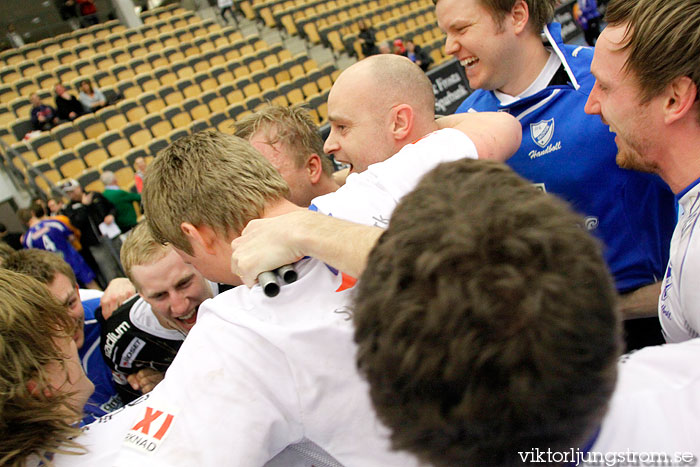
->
<box><xmin>436</xmin><ymin>111</ymin><xmax>521</xmax><ymax>162</ymax></box>
<box><xmin>231</xmin><ymin>209</ymin><xmax>383</xmax><ymax>287</ymax></box>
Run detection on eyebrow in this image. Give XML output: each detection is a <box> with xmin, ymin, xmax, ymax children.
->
<box><xmin>61</xmin><ymin>291</ymin><xmax>77</xmax><ymax>307</ymax></box>
<box><xmin>146</xmin><ymin>274</ymin><xmax>195</xmax><ymax>298</ymax></box>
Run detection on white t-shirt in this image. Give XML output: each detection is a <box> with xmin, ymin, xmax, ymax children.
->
<box><xmin>659</xmin><ymin>182</ymin><xmax>700</xmax><ymax>342</ymax></box>
<box><xmin>58</xmin><ymin>128</ymin><xmax>480</xmax><ymax>465</ymax></box>
<box><xmin>310</xmin><ymin>128</ymin><xmax>479</xmax><ymax>227</ymax></box>
<box><xmin>588</xmin><ymin>339</ymin><xmax>700</xmax><ymax>459</ymax></box>
<box><xmin>111</xmin><ymin>259</ymin><xmax>417</xmax><ymax>466</ymax></box>
<box><xmin>53</xmin><ymin>392</ymin><xmax>345</xmax><ymax>467</ymax></box>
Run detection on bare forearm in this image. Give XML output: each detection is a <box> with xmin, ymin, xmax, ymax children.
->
<box><xmin>436</xmin><ymin>112</ymin><xmax>521</xmax><ymax>162</ymax></box>
<box><xmin>618</xmin><ymin>281</ymin><xmax>662</xmax><ymax>320</ymax></box>
<box><xmin>295</xmin><ymin>213</ymin><xmax>383</xmax><ymax>278</ymax></box>
<box><xmin>231</xmin><ymin>210</ymin><xmax>383</xmax><ymax>286</ymax></box>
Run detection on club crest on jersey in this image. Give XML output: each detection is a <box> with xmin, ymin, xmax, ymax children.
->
<box><xmin>530</xmin><ymin>119</ymin><xmax>555</xmax><ymax>148</ymax></box>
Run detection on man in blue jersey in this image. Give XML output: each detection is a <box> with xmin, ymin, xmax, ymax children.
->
<box><xmin>22</xmin><ymin>202</ymin><xmax>100</xmax><ymax>290</ymax></box>
<box><xmin>4</xmin><ymin>249</ymin><xmax>123</xmax><ymax>425</ymax></box>
<box><xmin>585</xmin><ymin>0</ymin><xmax>700</xmax><ymax>343</ymax></box>
<box><xmin>436</xmin><ymin>0</ymin><xmax>676</xmax><ymax>346</ymax></box>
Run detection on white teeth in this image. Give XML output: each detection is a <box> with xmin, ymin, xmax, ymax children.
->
<box><xmin>460</xmin><ymin>57</ymin><xmax>478</xmax><ymax>67</ymax></box>
<box><xmin>178</xmin><ymin>309</ymin><xmax>196</xmax><ymax>321</ymax></box>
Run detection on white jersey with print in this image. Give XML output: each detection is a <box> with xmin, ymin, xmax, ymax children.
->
<box><xmin>588</xmin><ymin>339</ymin><xmax>700</xmax><ymax>457</ymax></box>
<box><xmin>311</xmin><ymin>128</ymin><xmax>479</xmax><ymax>227</ymax></box>
<box><xmin>659</xmin><ymin>182</ymin><xmax>700</xmax><ymax>342</ymax></box>
<box><xmin>53</xmin><ymin>393</ymin><xmax>341</xmax><ymax>467</ymax></box>
<box><xmin>110</xmin><ymin>259</ymin><xmax>417</xmax><ymax>466</ymax></box>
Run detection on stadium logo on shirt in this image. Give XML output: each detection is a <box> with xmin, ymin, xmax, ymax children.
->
<box><xmin>123</xmin><ymin>405</ymin><xmax>177</xmax><ymax>454</ymax></box>
<box><xmin>530</xmin><ymin>119</ymin><xmax>555</xmax><ymax>148</ymax></box>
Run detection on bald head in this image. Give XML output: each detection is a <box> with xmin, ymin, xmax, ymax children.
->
<box><xmin>325</xmin><ymin>55</ymin><xmax>438</xmax><ymax>173</ymax></box>
<box><xmin>339</xmin><ymin>55</ymin><xmax>435</xmax><ymax>120</ymax></box>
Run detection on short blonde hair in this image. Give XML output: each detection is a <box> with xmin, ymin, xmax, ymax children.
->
<box><xmin>120</xmin><ymin>222</ymin><xmax>170</xmax><ymax>289</ymax></box>
<box><xmin>142</xmin><ymin>130</ymin><xmax>289</xmax><ymax>254</ymax></box>
<box><xmin>235</xmin><ymin>104</ymin><xmax>334</xmax><ymax>176</ymax></box>
<box><xmin>0</xmin><ymin>269</ymin><xmax>84</xmax><ymax>466</ymax></box>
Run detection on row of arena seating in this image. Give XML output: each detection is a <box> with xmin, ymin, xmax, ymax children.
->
<box><xmin>0</xmin><ymin>20</ymin><xmax>234</xmax><ymax>102</ymax></box>
<box><xmin>240</xmin><ymin>0</ymin><xmax>450</xmax><ymax>66</ymax></box>
<box><xmin>0</xmin><ymin>33</ymin><xmax>301</xmax><ymax>128</ymax></box>
<box><xmin>7</xmin><ymin>61</ymin><xmax>336</xmax><ymax>197</ymax></box>
<box><xmin>1</xmin><ymin>38</ymin><xmax>332</xmax><ymax>144</ymax></box>
<box><xmin>1</xmin><ymin>2</ymin><xmax>344</xmax><ymax>197</ymax></box>
<box><xmin>0</xmin><ymin>3</ymin><xmax>186</xmax><ymax>66</ymax></box>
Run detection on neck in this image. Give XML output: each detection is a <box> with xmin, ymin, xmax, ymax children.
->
<box><xmin>261</xmin><ymin>198</ymin><xmax>304</xmax><ymax>219</ymax></box>
<box><xmin>398</xmin><ymin>118</ymin><xmax>440</xmax><ymax>150</ymax></box>
<box><xmin>645</xmin><ymin>114</ymin><xmax>700</xmax><ymax>194</ymax></box>
<box><xmin>498</xmin><ymin>34</ymin><xmax>550</xmax><ymax>97</ymax></box>
<box><xmin>315</xmin><ymin>175</ymin><xmax>340</xmax><ymax>198</ymax></box>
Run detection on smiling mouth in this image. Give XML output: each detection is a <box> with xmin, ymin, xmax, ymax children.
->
<box><xmin>176</xmin><ymin>308</ymin><xmax>198</xmax><ymax>326</ymax></box>
<box><xmin>460</xmin><ymin>57</ymin><xmax>479</xmax><ymax>68</ymax></box>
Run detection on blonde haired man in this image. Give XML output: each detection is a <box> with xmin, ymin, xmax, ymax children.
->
<box><xmin>99</xmin><ymin>223</ymin><xmax>218</xmax><ymax>402</ymax></box>
<box><xmin>0</xmin><ymin>269</ymin><xmax>93</xmax><ymax>466</ymax></box>
<box><xmin>236</xmin><ymin>104</ymin><xmax>340</xmax><ymax>206</ymax></box>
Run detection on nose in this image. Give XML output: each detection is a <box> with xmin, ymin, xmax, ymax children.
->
<box><xmin>584</xmin><ymin>82</ymin><xmax>601</xmax><ymax>115</ymax></box>
<box><xmin>324</xmin><ymin>130</ymin><xmax>339</xmax><ymax>154</ymax></box>
<box><xmin>444</xmin><ymin>33</ymin><xmax>459</xmax><ymax>56</ymax></box>
<box><xmin>169</xmin><ymin>291</ymin><xmax>190</xmax><ymax>318</ymax></box>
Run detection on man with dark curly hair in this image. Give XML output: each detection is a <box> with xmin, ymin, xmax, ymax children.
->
<box><xmin>353</xmin><ymin>158</ymin><xmax>622</xmax><ymax>466</ymax></box>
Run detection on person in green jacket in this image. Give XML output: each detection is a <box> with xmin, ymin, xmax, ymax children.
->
<box><xmin>100</xmin><ymin>171</ymin><xmax>141</xmax><ymax>233</ymax></box>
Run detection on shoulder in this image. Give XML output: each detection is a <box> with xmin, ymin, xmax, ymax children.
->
<box><xmin>456</xmin><ymin>89</ymin><xmax>494</xmax><ymax>112</ymax></box>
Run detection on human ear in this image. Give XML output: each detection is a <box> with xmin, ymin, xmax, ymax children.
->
<box><xmin>664</xmin><ymin>76</ymin><xmax>697</xmax><ymax>125</ymax></box>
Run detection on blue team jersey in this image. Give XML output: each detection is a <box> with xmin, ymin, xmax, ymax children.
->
<box><xmin>455</xmin><ymin>23</ymin><xmax>675</xmax><ymax>293</ymax></box>
<box><xmin>23</xmin><ymin>219</ymin><xmax>95</xmax><ymax>285</ymax></box>
<box><xmin>81</xmin><ymin>297</ymin><xmax>123</xmax><ymax>425</ymax></box>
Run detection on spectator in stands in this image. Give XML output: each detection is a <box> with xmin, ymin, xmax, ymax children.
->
<box><xmin>378</xmin><ymin>41</ymin><xmax>391</xmax><ymax>54</ymax></box>
<box><xmin>100</xmin><ymin>171</ymin><xmax>141</xmax><ymax>233</ymax></box>
<box><xmin>78</xmin><ymin>79</ymin><xmax>106</xmax><ymax>113</ymax></box>
<box><xmin>47</xmin><ymin>196</ymin><xmax>65</xmax><ymax>215</ymax></box>
<box><xmin>235</xmin><ymin>104</ymin><xmax>340</xmax><ymax>207</ymax></box>
<box><xmin>585</xmin><ymin>0</ymin><xmax>700</xmax><ymax>343</ymax></box>
<box><xmin>57</xmin><ymin>0</ymin><xmax>81</xmax><ymax>30</ymax></box>
<box><xmin>0</xmin><ymin>268</ymin><xmax>93</xmax><ymax>466</ymax></box>
<box><xmin>217</xmin><ymin>0</ymin><xmax>235</xmax><ymax>24</ymax></box>
<box><xmin>60</xmin><ymin>178</ymin><xmax>123</xmax><ymax>286</ymax></box>
<box><xmin>357</xmin><ymin>19</ymin><xmax>378</xmax><ymax>57</ymax></box>
<box><xmin>6</xmin><ymin>23</ymin><xmax>24</xmax><ymax>48</ymax></box>
<box><xmin>76</xmin><ymin>0</ymin><xmax>99</xmax><ymax>26</ymax></box>
<box><xmin>405</xmin><ymin>38</ymin><xmax>432</xmax><ymax>71</ymax></box>
<box><xmin>30</xmin><ymin>93</ymin><xmax>59</xmax><ymax>131</ymax></box>
<box><xmin>54</xmin><ymin>83</ymin><xmax>84</xmax><ymax>122</ymax></box>
<box><xmin>353</xmin><ymin>158</ymin><xmax>621</xmax><ymax>466</ymax></box>
<box><xmin>574</xmin><ymin>0</ymin><xmax>602</xmax><ymax>46</ymax></box>
<box><xmin>438</xmin><ymin>0</ymin><xmax>676</xmax><ymax>349</ymax></box>
<box><xmin>4</xmin><ymin>249</ymin><xmax>124</xmax><ymax>426</ymax></box>
<box><xmin>21</xmin><ymin>202</ymin><xmax>100</xmax><ymax>290</ymax></box>
<box><xmin>133</xmin><ymin>156</ymin><xmax>147</xmax><ymax>194</ymax></box>
<box><xmin>393</xmin><ymin>38</ymin><xmax>406</xmax><ymax>55</ymax></box>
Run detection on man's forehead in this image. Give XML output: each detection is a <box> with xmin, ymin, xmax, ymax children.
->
<box><xmin>48</xmin><ymin>273</ymin><xmax>76</xmax><ymax>301</ymax></box>
<box><xmin>133</xmin><ymin>250</ymin><xmax>197</xmax><ymax>288</ymax></box>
